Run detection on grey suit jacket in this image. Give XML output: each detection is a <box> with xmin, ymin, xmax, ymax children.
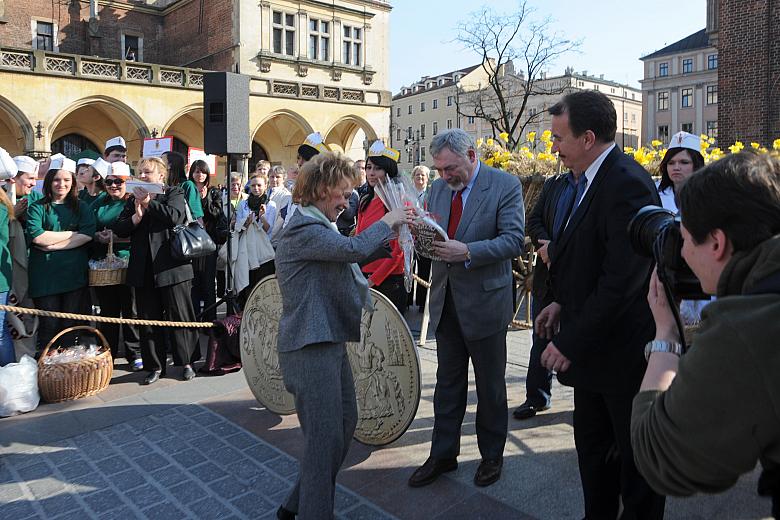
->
<box><xmin>428</xmin><ymin>162</ymin><xmax>525</xmax><ymax>341</ymax></box>
<box><xmin>275</xmin><ymin>210</ymin><xmax>393</xmax><ymax>353</ymax></box>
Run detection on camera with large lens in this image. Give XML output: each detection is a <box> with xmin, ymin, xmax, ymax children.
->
<box><xmin>628</xmin><ymin>206</ymin><xmax>708</xmax><ymax>300</ymax></box>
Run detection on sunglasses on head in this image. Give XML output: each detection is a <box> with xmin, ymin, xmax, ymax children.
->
<box><xmin>105</xmin><ymin>178</ymin><xmax>125</xmax><ymax>186</ymax></box>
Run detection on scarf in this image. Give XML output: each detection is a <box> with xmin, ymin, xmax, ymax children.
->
<box><xmin>298</xmin><ymin>204</ymin><xmax>372</xmax><ymax>311</ymax></box>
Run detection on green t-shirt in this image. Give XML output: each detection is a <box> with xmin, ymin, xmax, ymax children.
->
<box><xmin>23</xmin><ymin>190</ymin><xmax>43</xmax><ymax>204</ymax></box>
<box><xmin>181</xmin><ymin>180</ymin><xmax>204</xmax><ymax>219</ymax></box>
<box><xmin>26</xmin><ymin>199</ymin><xmax>97</xmax><ymax>298</ymax></box>
<box><xmin>79</xmin><ymin>188</ymin><xmax>103</xmax><ymax>209</ymax></box>
<box><xmin>0</xmin><ymin>204</ymin><xmax>12</xmax><ymax>293</ymax></box>
<box><xmin>92</xmin><ymin>195</ymin><xmax>131</xmax><ymax>260</ymax></box>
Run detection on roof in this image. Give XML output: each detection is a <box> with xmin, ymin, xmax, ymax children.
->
<box><xmin>392</xmin><ymin>64</ymin><xmax>481</xmax><ymax>101</ymax></box>
<box><xmin>641</xmin><ymin>29</ymin><xmax>712</xmax><ymax>60</ymax></box>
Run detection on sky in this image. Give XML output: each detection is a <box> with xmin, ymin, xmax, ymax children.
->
<box><xmin>389</xmin><ymin>0</ymin><xmax>706</xmax><ymax>93</ymax></box>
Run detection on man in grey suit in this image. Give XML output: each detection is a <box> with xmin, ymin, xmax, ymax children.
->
<box><xmin>408</xmin><ymin>129</ymin><xmax>525</xmax><ymax>488</ymax></box>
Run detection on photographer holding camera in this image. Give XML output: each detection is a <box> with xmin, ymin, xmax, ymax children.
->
<box><xmin>631</xmin><ymin>150</ymin><xmax>780</xmax><ymax>516</ymax></box>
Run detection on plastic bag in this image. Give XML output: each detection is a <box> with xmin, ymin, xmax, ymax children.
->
<box><xmin>0</xmin><ymin>355</ymin><xmax>40</xmax><ymax>417</ymax></box>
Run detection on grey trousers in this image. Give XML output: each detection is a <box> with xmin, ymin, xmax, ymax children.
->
<box><xmin>278</xmin><ymin>342</ymin><xmax>358</xmax><ymax>520</ymax></box>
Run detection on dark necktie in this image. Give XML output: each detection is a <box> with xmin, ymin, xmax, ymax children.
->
<box><xmin>447</xmin><ymin>189</ymin><xmax>464</xmax><ymax>239</ymax></box>
<box><xmin>553</xmin><ymin>174</ymin><xmax>588</xmax><ymax>240</ymax></box>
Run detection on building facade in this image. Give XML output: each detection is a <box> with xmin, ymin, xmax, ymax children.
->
<box><xmin>640</xmin><ymin>11</ymin><xmax>719</xmax><ymax>145</ymax></box>
<box><xmin>391</xmin><ymin>64</ymin><xmax>641</xmax><ymax>172</ymax></box>
<box><xmin>0</xmin><ymin>0</ymin><xmax>392</xmax><ymax>169</ymax></box>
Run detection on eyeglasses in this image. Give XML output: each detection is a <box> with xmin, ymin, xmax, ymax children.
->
<box><xmin>104</xmin><ymin>178</ymin><xmax>125</xmax><ymax>186</ymax></box>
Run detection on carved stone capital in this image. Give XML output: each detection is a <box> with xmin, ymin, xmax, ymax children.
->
<box><xmin>362</xmin><ymin>71</ymin><xmax>374</xmax><ymax>85</ymax></box>
<box><xmin>296</xmin><ymin>63</ymin><xmax>308</xmax><ymax>77</ymax></box>
<box><xmin>331</xmin><ymin>69</ymin><xmax>342</xmax><ymax>82</ymax></box>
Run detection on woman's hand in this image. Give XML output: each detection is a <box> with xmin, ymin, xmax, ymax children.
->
<box><xmin>131</xmin><ymin>198</ymin><xmax>145</xmax><ymax>226</ymax></box>
<box><xmin>380</xmin><ymin>207</ymin><xmax>415</xmax><ymax>232</ymax></box>
<box><xmin>244</xmin><ymin>212</ymin><xmax>256</xmax><ymax>229</ymax></box>
<box><xmin>95</xmin><ymin>229</ymin><xmax>111</xmax><ymax>244</ymax></box>
<box><xmin>132</xmin><ymin>187</ymin><xmax>151</xmax><ymax>207</ymax></box>
<box><xmin>647</xmin><ymin>268</ymin><xmax>681</xmax><ymax>342</ymax></box>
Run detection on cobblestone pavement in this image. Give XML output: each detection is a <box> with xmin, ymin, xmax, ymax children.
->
<box><xmin>0</xmin><ymin>404</ymin><xmax>396</xmax><ymax>520</ymax></box>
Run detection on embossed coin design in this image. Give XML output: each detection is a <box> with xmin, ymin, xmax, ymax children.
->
<box><xmin>240</xmin><ymin>276</ymin><xmax>296</xmax><ymax>415</ymax></box>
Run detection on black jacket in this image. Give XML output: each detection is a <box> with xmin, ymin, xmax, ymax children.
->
<box><xmin>526</xmin><ymin>174</ymin><xmax>568</xmax><ymax>301</ymax></box>
<box><xmin>113</xmin><ymin>186</ymin><xmax>193</xmax><ymax>288</ymax></box>
<box><xmin>547</xmin><ymin>146</ymin><xmax>661</xmax><ymax>392</ymax></box>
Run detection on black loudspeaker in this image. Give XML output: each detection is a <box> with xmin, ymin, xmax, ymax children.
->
<box><xmin>203</xmin><ymin>72</ymin><xmax>251</xmax><ymax>156</ymax></box>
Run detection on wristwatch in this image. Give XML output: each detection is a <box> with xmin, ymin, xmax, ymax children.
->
<box><xmin>644</xmin><ymin>340</ymin><xmax>683</xmax><ymax>361</ymax></box>
<box><xmin>465</xmin><ymin>246</ymin><xmax>471</xmax><ymax>262</ymax></box>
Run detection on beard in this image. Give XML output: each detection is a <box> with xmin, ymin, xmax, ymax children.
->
<box><xmin>445</xmin><ymin>180</ymin><xmax>465</xmax><ymax>192</ymax></box>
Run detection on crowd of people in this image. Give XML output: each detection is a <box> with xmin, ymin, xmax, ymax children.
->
<box><xmin>1</xmin><ymin>88</ymin><xmax>778</xmax><ymax>519</ymax></box>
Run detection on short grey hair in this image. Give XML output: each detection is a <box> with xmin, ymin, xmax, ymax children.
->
<box><xmin>429</xmin><ymin>129</ymin><xmax>475</xmax><ymax>159</ymax></box>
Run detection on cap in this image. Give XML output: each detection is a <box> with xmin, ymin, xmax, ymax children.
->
<box><xmin>302</xmin><ymin>132</ymin><xmax>329</xmax><ymax>154</ymax></box>
<box><xmin>109</xmin><ymin>161</ymin><xmax>131</xmax><ymax>178</ymax></box>
<box><xmin>367</xmin><ymin>140</ymin><xmax>400</xmax><ymax>162</ymax></box>
<box><xmin>0</xmin><ymin>148</ymin><xmax>18</xmax><ymax>180</ymax></box>
<box><xmin>49</xmin><ymin>155</ymin><xmax>77</xmax><ymax>174</ymax></box>
<box><xmin>91</xmin><ymin>157</ymin><xmax>111</xmax><ymax>179</ymax></box>
<box><xmin>13</xmin><ymin>155</ymin><xmax>38</xmax><ymax>175</ymax></box>
<box><xmin>668</xmin><ymin>131</ymin><xmax>700</xmax><ymax>153</ymax></box>
<box><xmin>77</xmin><ymin>158</ymin><xmax>95</xmax><ymax>168</ymax></box>
<box><xmin>105</xmin><ymin>136</ymin><xmax>127</xmax><ymax>152</ymax></box>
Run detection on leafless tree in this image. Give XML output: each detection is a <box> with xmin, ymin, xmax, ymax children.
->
<box><xmin>456</xmin><ymin>2</ymin><xmax>580</xmax><ymax>150</ymax></box>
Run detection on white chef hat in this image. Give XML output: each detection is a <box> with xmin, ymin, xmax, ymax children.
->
<box><xmin>90</xmin><ymin>157</ymin><xmax>112</xmax><ymax>179</ymax></box>
<box><xmin>77</xmin><ymin>158</ymin><xmax>95</xmax><ymax>168</ymax></box>
<box><xmin>13</xmin><ymin>155</ymin><xmax>38</xmax><ymax>175</ymax></box>
<box><xmin>49</xmin><ymin>154</ymin><xmax>77</xmax><ymax>174</ymax></box>
<box><xmin>667</xmin><ymin>131</ymin><xmax>700</xmax><ymax>153</ymax></box>
<box><xmin>0</xmin><ymin>147</ymin><xmax>18</xmax><ymax>180</ymax></box>
<box><xmin>105</xmin><ymin>136</ymin><xmax>127</xmax><ymax>152</ymax></box>
<box><xmin>108</xmin><ymin>161</ymin><xmax>131</xmax><ymax>178</ymax></box>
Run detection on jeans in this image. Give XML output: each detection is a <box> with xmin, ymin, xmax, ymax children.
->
<box><xmin>0</xmin><ymin>292</ymin><xmax>14</xmax><ymax>366</ymax></box>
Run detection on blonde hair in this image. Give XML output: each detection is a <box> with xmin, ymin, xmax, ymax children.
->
<box><xmin>255</xmin><ymin>160</ymin><xmax>271</xmax><ymax>172</ymax></box>
<box><xmin>137</xmin><ymin>157</ymin><xmax>168</xmax><ymax>184</ymax></box>
<box><xmin>412</xmin><ymin>165</ymin><xmax>431</xmax><ymax>177</ymax></box>
<box><xmin>293</xmin><ymin>152</ymin><xmax>357</xmax><ymax>206</ymax></box>
<box><xmin>269</xmin><ymin>165</ymin><xmax>286</xmax><ymax>179</ymax></box>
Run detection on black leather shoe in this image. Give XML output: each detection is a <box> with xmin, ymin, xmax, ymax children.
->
<box><xmin>143</xmin><ymin>370</ymin><xmax>162</xmax><ymax>385</ymax></box>
<box><xmin>276</xmin><ymin>505</ymin><xmax>296</xmax><ymax>519</ymax></box>
<box><xmin>474</xmin><ymin>458</ymin><xmax>503</xmax><ymax>487</ymax></box>
<box><xmin>408</xmin><ymin>457</ymin><xmax>457</xmax><ymax>487</ymax></box>
<box><xmin>512</xmin><ymin>401</ymin><xmax>551</xmax><ymax>420</ymax></box>
<box><xmin>183</xmin><ymin>366</ymin><xmax>196</xmax><ymax>381</ymax></box>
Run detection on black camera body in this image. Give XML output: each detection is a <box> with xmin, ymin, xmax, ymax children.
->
<box><xmin>628</xmin><ymin>205</ymin><xmax>709</xmax><ymax>300</ymax></box>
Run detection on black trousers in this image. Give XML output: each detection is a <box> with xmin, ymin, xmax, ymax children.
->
<box><xmin>413</xmin><ymin>256</ymin><xmax>431</xmax><ymax>309</ymax></box>
<box><xmin>573</xmin><ymin>387</ymin><xmax>666</xmax><ymax>520</ymax></box>
<box><xmin>370</xmin><ymin>273</ymin><xmax>408</xmax><ymax>316</ymax></box>
<box><xmin>135</xmin><ymin>280</ymin><xmax>199</xmax><ymax>372</ymax></box>
<box><xmin>34</xmin><ymin>288</ymin><xmax>88</xmax><ymax>353</ymax></box>
<box><xmin>431</xmin><ymin>284</ymin><xmax>507</xmax><ymax>461</ymax></box>
<box><xmin>95</xmin><ymin>284</ymin><xmax>140</xmax><ymax>362</ymax></box>
<box><xmin>191</xmin><ymin>251</ymin><xmax>218</xmax><ymax>322</ymax></box>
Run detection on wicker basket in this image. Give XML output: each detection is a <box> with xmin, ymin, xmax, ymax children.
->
<box><xmin>89</xmin><ymin>236</ymin><xmax>127</xmax><ymax>287</ymax></box>
<box><xmin>38</xmin><ymin>326</ymin><xmax>113</xmax><ymax>403</ymax></box>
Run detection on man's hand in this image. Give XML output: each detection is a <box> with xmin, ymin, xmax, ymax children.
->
<box><xmin>541</xmin><ymin>341</ymin><xmax>571</xmax><ymax>373</ymax></box>
<box><xmin>95</xmin><ymin>229</ymin><xmax>112</xmax><ymax>244</ymax></box>
<box><xmin>432</xmin><ymin>240</ymin><xmax>469</xmax><ymax>263</ymax></box>
<box><xmin>535</xmin><ymin>301</ymin><xmax>562</xmax><ymax>339</ymax></box>
<box><xmin>537</xmin><ymin>239</ymin><xmax>551</xmax><ymax>266</ymax></box>
<box><xmin>647</xmin><ymin>268</ymin><xmax>681</xmax><ymax>342</ymax></box>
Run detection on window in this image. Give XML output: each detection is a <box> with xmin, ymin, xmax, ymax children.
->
<box><xmin>706</xmin><ymin>85</ymin><xmax>718</xmax><ymax>105</ymax></box>
<box><xmin>123</xmin><ymin>34</ymin><xmax>140</xmax><ymax>61</ymax></box>
<box><xmin>631</xmin><ymin>113</ymin><xmax>636</xmax><ymax>123</ymax></box>
<box><xmin>447</xmin><ymin>96</ymin><xmax>453</xmax><ymax>106</ymax></box>
<box><xmin>708</xmin><ymin>54</ymin><xmax>718</xmax><ymax>70</ymax></box>
<box><xmin>467</xmin><ymin>116</ymin><xmax>475</xmax><ymax>124</ymax></box>
<box><xmin>657</xmin><ymin>91</ymin><xmax>669</xmax><ymax>111</ymax></box>
<box><xmin>706</xmin><ymin>120</ymin><xmax>718</xmax><ymax>140</ymax></box>
<box><xmin>682</xmin><ymin>58</ymin><xmax>693</xmax><ymax>74</ymax></box>
<box><xmin>396</xmin><ymin>107</ymin><xmax>401</xmax><ymax>117</ymax></box>
<box><xmin>624</xmin><ymin>113</ymin><xmax>628</xmax><ymax>121</ymax></box>
<box><xmin>433</xmin><ymin>122</ymin><xmax>438</xmax><ymax>135</ymax></box>
<box><xmin>681</xmin><ymin>123</ymin><xmax>693</xmax><ymax>134</ymax></box>
<box><xmin>407</xmin><ymin>149</ymin><xmax>413</xmax><ymax>164</ymax></box>
<box><xmin>447</xmin><ymin>119</ymin><xmax>453</xmax><ymax>129</ymax></box>
<box><xmin>406</xmin><ymin>127</ymin><xmax>412</xmax><ymax>140</ymax></box>
<box><xmin>681</xmin><ymin>88</ymin><xmax>693</xmax><ymax>108</ymax></box>
<box><xmin>658</xmin><ymin>62</ymin><xmax>668</xmax><ymax>77</ymax></box>
<box><xmin>308</xmin><ymin>19</ymin><xmax>330</xmax><ymax>61</ymax></box>
<box><xmin>396</xmin><ymin>128</ymin><xmax>401</xmax><ymax>141</ymax></box>
<box><xmin>408</xmin><ymin>105</ymin><xmax>412</xmax><ymax>115</ymax></box>
<box><xmin>421</xmin><ymin>147</ymin><xmax>426</xmax><ymax>162</ymax></box>
<box><xmin>420</xmin><ymin>124</ymin><xmax>426</xmax><ymax>139</ymax></box>
<box><xmin>342</xmin><ymin>25</ymin><xmax>362</xmax><ymax>66</ymax></box>
<box><xmin>420</xmin><ymin>102</ymin><xmax>426</xmax><ymax>112</ymax></box>
<box><xmin>433</xmin><ymin>99</ymin><xmax>438</xmax><ymax>109</ymax></box>
<box><xmin>658</xmin><ymin>125</ymin><xmax>669</xmax><ymax>143</ymax></box>
<box><xmin>273</xmin><ymin>11</ymin><xmax>296</xmax><ymax>56</ymax></box>
<box><xmin>35</xmin><ymin>21</ymin><xmax>54</xmax><ymax>51</ymax></box>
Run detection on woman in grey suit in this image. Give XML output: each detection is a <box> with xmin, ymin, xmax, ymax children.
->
<box><xmin>274</xmin><ymin>152</ymin><xmax>412</xmax><ymax>520</ymax></box>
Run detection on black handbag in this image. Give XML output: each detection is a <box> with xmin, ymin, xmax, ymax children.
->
<box><xmin>171</xmin><ymin>202</ymin><xmax>217</xmax><ymax>260</ymax></box>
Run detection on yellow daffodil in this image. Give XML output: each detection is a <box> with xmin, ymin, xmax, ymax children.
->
<box><xmin>773</xmin><ymin>139</ymin><xmax>780</xmax><ymax>151</ymax></box>
<box><xmin>541</xmin><ymin>130</ymin><xmax>552</xmax><ymax>142</ymax></box>
<box><xmin>484</xmin><ymin>157</ymin><xmax>495</xmax><ymax>167</ymax></box>
<box><xmin>699</xmin><ymin>134</ymin><xmax>709</xmax><ymax>142</ymax></box>
<box><xmin>651</xmin><ymin>140</ymin><xmax>663</xmax><ymax>148</ymax></box>
<box><xmin>624</xmin><ymin>147</ymin><xmax>635</xmax><ymax>154</ymax></box>
<box><xmin>476</xmin><ymin>138</ymin><xmax>484</xmax><ymax>148</ymax></box>
<box><xmin>751</xmin><ymin>142</ymin><xmax>761</xmax><ymax>149</ymax></box>
<box><xmin>527</xmin><ymin>131</ymin><xmax>536</xmax><ymax>143</ymax></box>
<box><xmin>486</xmin><ymin>138</ymin><xmax>495</xmax><ymax>147</ymax></box>
<box><xmin>499</xmin><ymin>132</ymin><xmax>509</xmax><ymax>142</ymax></box>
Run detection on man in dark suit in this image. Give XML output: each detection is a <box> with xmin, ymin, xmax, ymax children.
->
<box><xmin>536</xmin><ymin>91</ymin><xmax>666</xmax><ymax>519</ymax></box>
<box><xmin>408</xmin><ymin>129</ymin><xmax>524</xmax><ymax>488</ymax></box>
<box><xmin>512</xmin><ymin>174</ymin><xmax>568</xmax><ymax>420</ymax></box>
